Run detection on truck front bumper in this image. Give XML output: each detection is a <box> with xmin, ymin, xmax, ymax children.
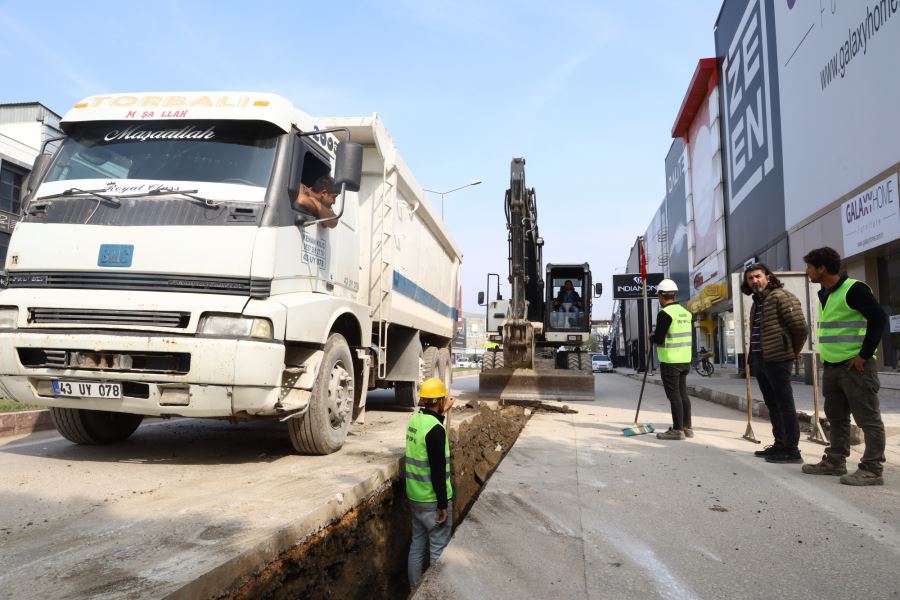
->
<box><xmin>0</xmin><ymin>330</ymin><xmax>288</xmax><ymax>418</ymax></box>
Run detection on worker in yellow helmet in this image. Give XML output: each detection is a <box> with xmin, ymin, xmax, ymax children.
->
<box><xmin>405</xmin><ymin>376</ymin><xmax>455</xmax><ymax>588</ymax></box>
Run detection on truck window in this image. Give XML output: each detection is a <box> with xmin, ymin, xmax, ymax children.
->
<box><xmin>289</xmin><ymin>139</ymin><xmax>333</xmax><ymax>220</ymax></box>
<box><xmin>45</xmin><ymin>120</ymin><xmax>279</xmax><ymax>189</ymax></box>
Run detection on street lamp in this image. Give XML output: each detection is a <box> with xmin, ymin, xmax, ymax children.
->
<box><xmin>423</xmin><ymin>179</ymin><xmax>482</xmax><ymax>220</ymax></box>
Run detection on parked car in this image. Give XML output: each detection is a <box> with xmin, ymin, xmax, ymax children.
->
<box><xmin>591</xmin><ymin>354</ymin><xmax>614</xmax><ymax>373</ymax></box>
<box><xmin>455</xmin><ymin>359</ymin><xmax>476</xmax><ymax>369</ymax></box>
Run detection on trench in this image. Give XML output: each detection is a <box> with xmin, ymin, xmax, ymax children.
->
<box><xmin>218</xmin><ymin>402</ymin><xmax>531</xmax><ymax>600</ymax></box>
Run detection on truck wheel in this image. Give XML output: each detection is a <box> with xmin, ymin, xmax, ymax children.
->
<box><xmin>422</xmin><ymin>346</ymin><xmax>439</xmax><ymax>378</ymax></box>
<box><xmin>289</xmin><ymin>333</ymin><xmax>355</xmax><ymax>455</ymax></box>
<box><xmin>438</xmin><ymin>348</ymin><xmax>452</xmax><ymax>387</ymax></box>
<box><xmin>50</xmin><ymin>407</ymin><xmax>143</xmax><ymax>445</ymax></box>
<box><xmin>566</xmin><ymin>353</ymin><xmax>581</xmax><ymax>370</ymax></box>
<box><xmin>483</xmin><ymin>352</ymin><xmax>495</xmax><ymax>369</ymax></box>
<box><xmin>395</xmin><ymin>381</ymin><xmax>418</xmax><ymax>409</ymax></box>
<box><xmin>494</xmin><ymin>351</ymin><xmax>505</xmax><ymax>369</ymax></box>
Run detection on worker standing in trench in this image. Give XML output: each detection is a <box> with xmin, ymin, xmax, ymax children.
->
<box><xmin>405</xmin><ymin>377</ymin><xmax>455</xmax><ymax>588</ymax></box>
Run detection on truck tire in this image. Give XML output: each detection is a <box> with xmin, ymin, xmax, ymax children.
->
<box><xmin>566</xmin><ymin>352</ymin><xmax>581</xmax><ymax>371</ymax></box>
<box><xmin>422</xmin><ymin>346</ymin><xmax>439</xmax><ymax>379</ymax></box>
<box><xmin>395</xmin><ymin>381</ymin><xmax>418</xmax><ymax>409</ymax></box>
<box><xmin>483</xmin><ymin>352</ymin><xmax>495</xmax><ymax>369</ymax></box>
<box><xmin>289</xmin><ymin>333</ymin><xmax>355</xmax><ymax>455</ymax></box>
<box><xmin>493</xmin><ymin>351</ymin><xmax>504</xmax><ymax>369</ymax></box>
<box><xmin>438</xmin><ymin>348</ymin><xmax>452</xmax><ymax>388</ymax></box>
<box><xmin>49</xmin><ymin>407</ymin><xmax>143</xmax><ymax>445</ymax></box>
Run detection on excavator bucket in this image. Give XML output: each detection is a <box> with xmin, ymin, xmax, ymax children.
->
<box><xmin>478</xmin><ymin>367</ymin><xmax>595</xmax><ymax>402</ymax></box>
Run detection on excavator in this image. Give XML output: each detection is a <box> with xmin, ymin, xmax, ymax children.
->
<box><xmin>478</xmin><ymin>158</ymin><xmax>600</xmax><ymax>401</ymax></box>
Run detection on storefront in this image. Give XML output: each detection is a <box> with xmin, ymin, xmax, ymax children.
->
<box><xmin>772</xmin><ymin>0</ymin><xmax>900</xmax><ymax>368</ymax></box>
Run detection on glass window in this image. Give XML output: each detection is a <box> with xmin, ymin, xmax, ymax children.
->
<box><xmin>550</xmin><ymin>276</ymin><xmax>586</xmax><ymax>329</ymax></box>
<box><xmin>0</xmin><ymin>234</ymin><xmax>9</xmax><ymax>266</ymax></box>
<box><xmin>45</xmin><ymin>120</ymin><xmax>279</xmax><ymax>187</ymax></box>
<box><xmin>0</xmin><ymin>165</ymin><xmax>25</xmax><ymax>214</ymax></box>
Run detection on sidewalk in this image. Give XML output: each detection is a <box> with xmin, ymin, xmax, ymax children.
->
<box><xmin>616</xmin><ymin>367</ymin><xmax>900</xmax><ymax>428</ymax></box>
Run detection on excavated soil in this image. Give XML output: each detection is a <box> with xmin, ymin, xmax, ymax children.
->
<box><xmin>220</xmin><ymin>402</ymin><xmax>529</xmax><ymax>600</ymax></box>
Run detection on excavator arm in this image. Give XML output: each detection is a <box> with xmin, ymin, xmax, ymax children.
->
<box><xmin>501</xmin><ymin>158</ymin><xmax>543</xmax><ymax>368</ymax></box>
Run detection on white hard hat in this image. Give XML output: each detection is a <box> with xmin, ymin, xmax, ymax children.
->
<box><xmin>657</xmin><ymin>279</ymin><xmax>678</xmax><ymax>293</ymax></box>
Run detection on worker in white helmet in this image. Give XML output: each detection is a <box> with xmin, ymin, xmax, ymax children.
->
<box><xmin>651</xmin><ymin>279</ymin><xmax>694</xmax><ymax>440</ymax></box>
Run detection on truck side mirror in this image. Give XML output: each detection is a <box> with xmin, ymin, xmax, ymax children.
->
<box><xmin>477</xmin><ymin>291</ymin><xmax>485</xmax><ymax>306</ymax></box>
<box><xmin>594</xmin><ymin>283</ymin><xmax>603</xmax><ymax>297</ymax></box>
<box><xmin>21</xmin><ymin>154</ymin><xmax>54</xmax><ymax>205</ymax></box>
<box><xmin>334</xmin><ymin>142</ymin><xmax>363</xmax><ymax>193</ymax></box>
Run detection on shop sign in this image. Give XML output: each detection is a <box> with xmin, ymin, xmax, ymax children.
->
<box><xmin>692</xmin><ymin>262</ymin><xmax>721</xmax><ymax>291</ymax></box>
<box><xmin>841</xmin><ymin>173</ymin><xmax>900</xmax><ymax>257</ymax></box>
<box><xmin>891</xmin><ymin>315</ymin><xmax>900</xmax><ymax>334</ymax></box>
<box><xmin>612</xmin><ymin>273</ymin><xmax>665</xmax><ymax>300</ymax></box>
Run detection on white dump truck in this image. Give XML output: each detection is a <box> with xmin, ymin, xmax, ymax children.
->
<box><xmin>0</xmin><ymin>92</ymin><xmax>462</xmax><ymax>454</ymax></box>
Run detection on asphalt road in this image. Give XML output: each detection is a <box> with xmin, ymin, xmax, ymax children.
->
<box><xmin>419</xmin><ymin>372</ymin><xmax>900</xmax><ymax>600</ymax></box>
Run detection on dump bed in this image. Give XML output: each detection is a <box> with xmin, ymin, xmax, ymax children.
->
<box><xmin>320</xmin><ymin>116</ymin><xmax>462</xmax><ymax>341</ymax></box>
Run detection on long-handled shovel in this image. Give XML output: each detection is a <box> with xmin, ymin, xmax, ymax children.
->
<box><xmin>807</xmin><ymin>352</ymin><xmax>828</xmax><ymax>445</ymax></box>
<box><xmin>741</xmin><ymin>312</ymin><xmax>760</xmax><ymax>444</ymax></box>
<box><xmin>623</xmin><ymin>346</ymin><xmax>655</xmax><ymax>436</ymax></box>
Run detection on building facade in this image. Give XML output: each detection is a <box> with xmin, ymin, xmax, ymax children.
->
<box><xmin>0</xmin><ymin>103</ymin><xmax>63</xmax><ymax>265</ymax></box>
<box><xmin>616</xmin><ymin>0</ymin><xmax>900</xmax><ymax>371</ymax></box>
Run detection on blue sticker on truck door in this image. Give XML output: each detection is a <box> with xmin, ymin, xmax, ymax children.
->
<box><xmin>98</xmin><ymin>244</ymin><xmax>134</xmax><ymax>267</ymax></box>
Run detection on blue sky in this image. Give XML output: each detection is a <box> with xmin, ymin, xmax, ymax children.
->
<box><xmin>0</xmin><ymin>0</ymin><xmax>721</xmax><ymax>317</ymax></box>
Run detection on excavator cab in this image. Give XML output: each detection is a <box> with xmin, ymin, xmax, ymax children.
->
<box><xmin>545</xmin><ymin>264</ymin><xmax>591</xmax><ymax>334</ymax></box>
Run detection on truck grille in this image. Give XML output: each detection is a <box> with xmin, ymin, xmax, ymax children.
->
<box><xmin>17</xmin><ymin>348</ymin><xmax>191</xmax><ymax>374</ymax></box>
<box><xmin>29</xmin><ymin>308</ymin><xmax>190</xmax><ymax>328</ymax></box>
<box><xmin>7</xmin><ymin>272</ymin><xmax>271</xmax><ymax>298</ymax></box>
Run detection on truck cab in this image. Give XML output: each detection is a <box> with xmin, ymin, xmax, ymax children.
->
<box><xmin>0</xmin><ymin>92</ymin><xmax>461</xmax><ymax>454</ymax></box>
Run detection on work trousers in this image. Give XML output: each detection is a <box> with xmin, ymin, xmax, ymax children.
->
<box><xmin>660</xmin><ymin>362</ymin><xmax>691</xmax><ymax>430</ymax></box>
<box><xmin>751</xmin><ymin>357</ymin><xmax>800</xmax><ymax>452</ymax></box>
<box><xmin>823</xmin><ymin>359</ymin><xmax>886</xmax><ymax>475</ymax></box>
<box><xmin>408</xmin><ymin>500</ymin><xmax>453</xmax><ymax>588</ymax></box>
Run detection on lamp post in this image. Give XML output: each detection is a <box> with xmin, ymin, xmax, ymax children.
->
<box><xmin>423</xmin><ymin>179</ymin><xmax>482</xmax><ymax>220</ymax></box>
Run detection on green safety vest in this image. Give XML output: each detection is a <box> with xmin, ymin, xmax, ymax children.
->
<box><xmin>656</xmin><ymin>304</ymin><xmax>693</xmax><ymax>364</ymax></box>
<box><xmin>818</xmin><ymin>278</ymin><xmax>873</xmax><ymax>363</ymax></box>
<box><xmin>405</xmin><ymin>411</ymin><xmax>453</xmax><ymax>503</ymax></box>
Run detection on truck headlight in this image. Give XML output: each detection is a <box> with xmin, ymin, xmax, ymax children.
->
<box><xmin>0</xmin><ymin>307</ymin><xmax>18</xmax><ymax>329</ymax></box>
<box><xmin>198</xmin><ymin>314</ymin><xmax>273</xmax><ymax>339</ymax></box>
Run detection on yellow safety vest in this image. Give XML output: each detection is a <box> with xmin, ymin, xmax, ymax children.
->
<box><xmin>657</xmin><ymin>304</ymin><xmax>693</xmax><ymax>364</ymax></box>
<box><xmin>405</xmin><ymin>412</ymin><xmax>453</xmax><ymax>503</ymax></box>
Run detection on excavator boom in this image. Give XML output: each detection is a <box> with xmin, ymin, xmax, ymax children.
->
<box><xmin>479</xmin><ymin>158</ymin><xmax>595</xmax><ymax>402</ymax></box>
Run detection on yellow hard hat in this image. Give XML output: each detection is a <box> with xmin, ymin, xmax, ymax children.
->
<box><xmin>419</xmin><ymin>377</ymin><xmax>448</xmax><ymax>399</ymax></box>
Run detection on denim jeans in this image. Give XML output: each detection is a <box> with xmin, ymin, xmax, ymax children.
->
<box><xmin>408</xmin><ymin>500</ymin><xmax>453</xmax><ymax>588</ymax></box>
<box><xmin>823</xmin><ymin>358</ymin><xmax>886</xmax><ymax>474</ymax></box>
<box><xmin>751</xmin><ymin>357</ymin><xmax>800</xmax><ymax>452</ymax></box>
<box><xmin>660</xmin><ymin>362</ymin><xmax>691</xmax><ymax>430</ymax></box>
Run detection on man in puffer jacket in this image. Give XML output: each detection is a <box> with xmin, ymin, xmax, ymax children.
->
<box><xmin>742</xmin><ymin>263</ymin><xmax>808</xmax><ymax>463</ymax></box>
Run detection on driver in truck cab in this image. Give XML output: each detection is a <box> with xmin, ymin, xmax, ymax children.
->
<box><xmin>294</xmin><ymin>175</ymin><xmax>340</xmax><ymax>228</ymax></box>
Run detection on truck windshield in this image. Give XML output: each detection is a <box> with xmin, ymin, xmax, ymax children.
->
<box><xmin>44</xmin><ymin>120</ymin><xmax>279</xmax><ymax>190</ymax></box>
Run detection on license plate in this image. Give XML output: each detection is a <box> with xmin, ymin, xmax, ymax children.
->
<box><xmin>52</xmin><ymin>380</ymin><xmax>123</xmax><ymax>399</ymax></box>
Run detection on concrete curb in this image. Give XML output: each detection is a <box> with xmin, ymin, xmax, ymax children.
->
<box><xmin>0</xmin><ymin>409</ymin><xmax>54</xmax><ymax>439</ymax></box>
<box><xmin>624</xmin><ymin>373</ymin><xmax>770</xmax><ymax>419</ymax></box>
